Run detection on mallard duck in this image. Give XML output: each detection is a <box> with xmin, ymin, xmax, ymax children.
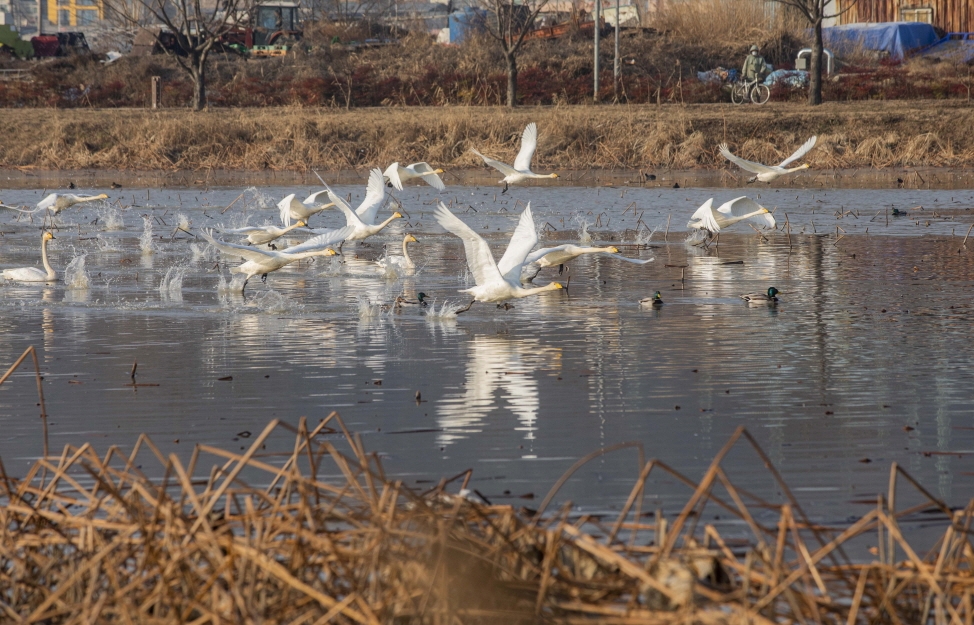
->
<box><xmin>396</xmin><ymin>292</ymin><xmax>429</xmax><ymax>308</ymax></box>
<box><xmin>740</xmin><ymin>287</ymin><xmax>780</xmax><ymax>303</ymax></box>
<box><xmin>640</xmin><ymin>291</ymin><xmax>663</xmax><ymax>308</ymax></box>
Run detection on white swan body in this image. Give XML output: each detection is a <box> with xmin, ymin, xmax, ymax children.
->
<box><xmin>471</xmin><ymin>123</ymin><xmax>559</xmax><ymax>192</ymax></box>
<box><xmin>719</xmin><ymin>136</ymin><xmax>817</xmax><ymax>183</ymax></box>
<box><xmin>320</xmin><ymin>168</ymin><xmax>403</xmax><ymax>241</ymax></box>
<box><xmin>434</xmin><ymin>201</ymin><xmax>563</xmax><ymax>309</ymax></box>
<box><xmin>278</xmin><ymin>191</ymin><xmax>335</xmax><ymax>227</ymax></box>
<box><xmin>687</xmin><ymin>196</ymin><xmax>775</xmax><ymax>238</ymax></box>
<box><xmin>219</xmin><ymin>221</ymin><xmax>309</xmax><ymax>246</ymax></box>
<box><xmin>520</xmin><ymin>244</ymin><xmax>655</xmax><ymax>281</ymax></box>
<box><xmin>3</xmin><ymin>231</ymin><xmax>57</xmax><ymax>282</ymax></box>
<box><xmin>376</xmin><ymin>234</ymin><xmax>418</xmax><ymax>272</ymax></box>
<box><xmin>3</xmin><ymin>193</ymin><xmax>109</xmax><ymax>216</ymax></box>
<box><xmin>383</xmin><ymin>162</ymin><xmax>445</xmax><ymax>191</ymax></box>
<box><xmin>202</xmin><ymin>226</ymin><xmax>352</xmax><ymax>288</ymax></box>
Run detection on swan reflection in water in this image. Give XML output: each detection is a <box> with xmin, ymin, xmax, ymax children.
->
<box><xmin>436</xmin><ymin>335</ymin><xmax>561</xmax><ymax>448</ymax></box>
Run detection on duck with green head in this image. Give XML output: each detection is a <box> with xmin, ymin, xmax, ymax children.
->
<box><xmin>740</xmin><ymin>287</ymin><xmax>779</xmax><ymax>303</ymax></box>
<box><xmin>640</xmin><ymin>291</ymin><xmax>664</xmax><ymax>308</ymax></box>
<box><xmin>396</xmin><ymin>292</ymin><xmax>428</xmax><ymax>308</ymax></box>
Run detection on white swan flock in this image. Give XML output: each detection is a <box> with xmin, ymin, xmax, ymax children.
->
<box><xmin>0</xmin><ymin>125</ymin><xmax>813</xmax><ymax>307</ymax></box>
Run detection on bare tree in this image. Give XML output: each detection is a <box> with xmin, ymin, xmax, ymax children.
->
<box><xmin>480</xmin><ymin>0</ymin><xmax>550</xmax><ymax>107</ymax></box>
<box><xmin>770</xmin><ymin>0</ymin><xmax>855</xmax><ymax>105</ymax></box>
<box><xmin>105</xmin><ymin>0</ymin><xmax>251</xmax><ymax>110</ymax></box>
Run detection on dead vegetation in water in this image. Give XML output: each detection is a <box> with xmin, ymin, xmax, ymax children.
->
<box><xmin>1</xmin><ymin>346</ymin><xmax>974</xmax><ymax>624</ymax></box>
<box><xmin>2</xmin><ymin>102</ymin><xmax>974</xmax><ymax>172</ymax></box>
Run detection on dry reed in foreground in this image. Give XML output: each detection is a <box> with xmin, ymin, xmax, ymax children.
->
<box><xmin>3</xmin><ymin>101</ymin><xmax>974</xmax><ymax>172</ymax></box>
<box><xmin>0</xmin><ymin>347</ymin><xmax>972</xmax><ymax>624</ymax></box>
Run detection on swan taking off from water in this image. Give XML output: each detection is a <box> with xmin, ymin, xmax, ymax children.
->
<box><xmin>470</xmin><ymin>123</ymin><xmax>559</xmax><ymax>193</ymax></box>
<box><xmin>719</xmin><ymin>136</ymin><xmax>817</xmax><ymax>183</ymax></box>
<box><xmin>219</xmin><ymin>221</ymin><xmax>309</xmax><ymax>247</ymax></box>
<box><xmin>434</xmin><ymin>201</ymin><xmax>563</xmax><ymax>313</ymax></box>
<box><xmin>278</xmin><ymin>191</ymin><xmax>335</xmax><ymax>227</ymax></box>
<box><xmin>3</xmin><ymin>193</ymin><xmax>109</xmax><ymax>217</ymax></box>
<box><xmin>687</xmin><ymin>196</ymin><xmax>775</xmax><ymax>241</ymax></box>
<box><xmin>520</xmin><ymin>244</ymin><xmax>655</xmax><ymax>281</ymax></box>
<box><xmin>383</xmin><ymin>163</ymin><xmax>446</xmax><ymax>191</ymax></box>
<box><xmin>376</xmin><ymin>234</ymin><xmax>419</xmax><ymax>273</ymax></box>
<box><xmin>2</xmin><ymin>231</ymin><xmax>57</xmax><ymax>282</ymax></box>
<box><xmin>320</xmin><ymin>169</ymin><xmax>403</xmax><ymax>242</ymax></box>
<box><xmin>202</xmin><ymin>226</ymin><xmax>352</xmax><ymax>292</ymax></box>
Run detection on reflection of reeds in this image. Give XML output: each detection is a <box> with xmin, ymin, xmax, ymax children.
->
<box><xmin>1</xmin><ymin>351</ymin><xmax>973</xmax><ymax>623</ymax></box>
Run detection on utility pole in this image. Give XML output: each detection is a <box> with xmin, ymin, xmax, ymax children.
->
<box><xmin>613</xmin><ymin>0</ymin><xmax>620</xmax><ymax>100</ymax></box>
<box><xmin>37</xmin><ymin>0</ymin><xmax>42</xmax><ymax>34</ymax></box>
<box><xmin>593</xmin><ymin>0</ymin><xmax>600</xmax><ymax>102</ymax></box>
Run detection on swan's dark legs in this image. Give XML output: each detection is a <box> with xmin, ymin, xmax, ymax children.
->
<box><xmin>501</xmin><ymin>183</ymin><xmax>509</xmax><ymax>194</ymax></box>
<box><xmin>260</xmin><ymin>273</ymin><xmax>268</xmax><ymax>283</ymax></box>
<box><xmin>558</xmin><ymin>264</ymin><xmax>564</xmax><ymax>275</ymax></box>
<box><xmin>455</xmin><ymin>300</ymin><xmax>476</xmax><ymax>315</ymax></box>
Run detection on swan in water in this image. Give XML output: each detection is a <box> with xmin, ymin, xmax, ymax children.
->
<box><xmin>741</xmin><ymin>287</ymin><xmax>780</xmax><ymax>304</ymax></box>
<box><xmin>434</xmin><ymin>201</ymin><xmax>563</xmax><ymax>313</ymax></box>
<box><xmin>719</xmin><ymin>136</ymin><xmax>817</xmax><ymax>183</ymax></box>
<box><xmin>376</xmin><ymin>234</ymin><xmax>419</xmax><ymax>273</ymax></box>
<box><xmin>319</xmin><ymin>168</ymin><xmax>403</xmax><ymax>242</ymax></box>
<box><xmin>219</xmin><ymin>220</ymin><xmax>309</xmax><ymax>247</ymax></box>
<box><xmin>520</xmin><ymin>244</ymin><xmax>654</xmax><ymax>281</ymax></box>
<box><xmin>2</xmin><ymin>231</ymin><xmax>57</xmax><ymax>282</ymax></box>
<box><xmin>383</xmin><ymin>162</ymin><xmax>446</xmax><ymax>191</ymax></box>
<box><xmin>687</xmin><ymin>196</ymin><xmax>775</xmax><ymax>242</ymax></box>
<box><xmin>470</xmin><ymin>123</ymin><xmax>559</xmax><ymax>193</ymax></box>
<box><xmin>278</xmin><ymin>191</ymin><xmax>335</xmax><ymax>227</ymax></box>
<box><xmin>202</xmin><ymin>225</ymin><xmax>353</xmax><ymax>292</ymax></box>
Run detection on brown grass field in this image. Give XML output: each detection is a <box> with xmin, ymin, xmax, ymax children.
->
<box><xmin>1</xmin><ymin>101</ymin><xmax>974</xmax><ymax>173</ymax></box>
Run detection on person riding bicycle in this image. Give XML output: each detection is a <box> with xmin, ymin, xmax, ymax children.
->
<box><xmin>742</xmin><ymin>45</ymin><xmax>768</xmax><ymax>83</ymax></box>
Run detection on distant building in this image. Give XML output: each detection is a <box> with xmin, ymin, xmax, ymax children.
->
<box><xmin>834</xmin><ymin>0</ymin><xmax>974</xmax><ymax>32</ymax></box>
<box><xmin>48</xmin><ymin>0</ymin><xmax>104</xmax><ymax>27</ymax></box>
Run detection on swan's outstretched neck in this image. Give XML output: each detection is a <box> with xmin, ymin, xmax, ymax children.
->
<box><xmin>401</xmin><ymin>238</ymin><xmax>412</xmax><ymax>265</ymax></box>
<box><xmin>41</xmin><ymin>235</ymin><xmax>56</xmax><ymax>280</ymax></box>
<box><xmin>787</xmin><ymin>164</ymin><xmax>811</xmax><ymax>173</ymax></box>
<box><xmin>378</xmin><ymin>214</ymin><xmax>402</xmax><ymax>230</ymax></box>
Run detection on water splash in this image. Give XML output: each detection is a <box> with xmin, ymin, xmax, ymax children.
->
<box><xmin>158</xmin><ymin>266</ymin><xmax>188</xmax><ymax>300</ymax></box>
<box><xmin>98</xmin><ymin>206</ymin><xmax>125</xmax><ymax>231</ymax></box>
<box><xmin>250</xmin><ymin>290</ymin><xmax>293</xmax><ymax>312</ymax></box>
<box><xmin>175</xmin><ymin>213</ymin><xmax>191</xmax><ymax>231</ymax></box>
<box><xmin>245</xmin><ymin>186</ymin><xmax>274</xmax><ymax>210</ymax></box>
<box><xmin>633</xmin><ymin>226</ymin><xmax>659</xmax><ymax>246</ymax></box>
<box><xmin>576</xmin><ymin>217</ymin><xmax>593</xmax><ymax>244</ymax></box>
<box><xmin>94</xmin><ymin>234</ymin><xmax>121</xmax><ymax>252</ymax></box>
<box><xmin>357</xmin><ymin>297</ymin><xmax>384</xmax><ymax>319</ymax></box>
<box><xmin>140</xmin><ymin>216</ymin><xmax>154</xmax><ymax>254</ymax></box>
<box><xmin>424</xmin><ymin>300</ymin><xmax>462</xmax><ymax>319</ymax></box>
<box><xmin>225</xmin><ymin>274</ymin><xmax>247</xmax><ymax>293</ymax></box>
<box><xmin>684</xmin><ymin>230</ymin><xmax>710</xmax><ymax>247</ymax></box>
<box><xmin>63</xmin><ymin>254</ymin><xmax>90</xmax><ymax>290</ymax></box>
<box><xmin>190</xmin><ymin>242</ymin><xmax>217</xmax><ymax>263</ymax></box>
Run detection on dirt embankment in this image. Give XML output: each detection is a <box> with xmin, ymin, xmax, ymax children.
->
<box><xmin>2</xmin><ymin>102</ymin><xmax>973</xmax><ymax>173</ymax></box>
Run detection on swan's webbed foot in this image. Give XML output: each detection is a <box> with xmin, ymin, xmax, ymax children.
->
<box><xmin>558</xmin><ymin>264</ymin><xmax>564</xmax><ymax>275</ymax></box>
<box><xmin>454</xmin><ymin>300</ymin><xmax>476</xmax><ymax>315</ymax></box>
<box><xmin>501</xmin><ymin>183</ymin><xmax>509</xmax><ymax>194</ymax></box>
<box><xmin>496</xmin><ymin>302</ymin><xmax>515</xmax><ymax>310</ymax></box>
<box><xmin>269</xmin><ymin>243</ymin><xmax>277</xmax><ymax>250</ymax></box>
<box><xmin>260</xmin><ymin>273</ymin><xmax>268</xmax><ymax>283</ymax></box>
<box><xmin>386</xmin><ymin>182</ymin><xmax>394</xmax><ymax>188</ymax></box>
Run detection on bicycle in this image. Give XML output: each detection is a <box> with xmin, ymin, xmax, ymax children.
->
<box><xmin>731</xmin><ymin>78</ymin><xmax>770</xmax><ymax>105</ymax></box>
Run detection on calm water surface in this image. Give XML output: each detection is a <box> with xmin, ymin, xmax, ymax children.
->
<box><xmin>1</xmin><ymin>180</ymin><xmax>973</xmax><ymax>535</ymax></box>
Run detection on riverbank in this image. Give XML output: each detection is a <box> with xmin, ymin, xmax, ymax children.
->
<box><xmin>2</xmin><ymin>102</ymin><xmax>974</xmax><ymax>174</ymax></box>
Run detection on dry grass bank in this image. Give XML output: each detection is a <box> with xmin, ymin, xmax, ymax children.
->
<box><xmin>2</xmin><ymin>102</ymin><xmax>974</xmax><ymax>172</ymax></box>
<box><xmin>1</xmin><ymin>351</ymin><xmax>972</xmax><ymax>623</ymax></box>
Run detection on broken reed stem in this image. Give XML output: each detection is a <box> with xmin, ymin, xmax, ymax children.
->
<box><xmin>962</xmin><ymin>222</ymin><xmax>974</xmax><ymax>248</ymax></box>
<box><xmin>0</xmin><ymin>345</ymin><xmax>48</xmax><ymax>457</ymax></box>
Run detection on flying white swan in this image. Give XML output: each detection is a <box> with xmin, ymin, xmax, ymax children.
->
<box><xmin>202</xmin><ymin>225</ymin><xmax>352</xmax><ymax>292</ymax></box>
<box><xmin>520</xmin><ymin>244</ymin><xmax>655</xmax><ymax>281</ymax></box>
<box><xmin>383</xmin><ymin>162</ymin><xmax>446</xmax><ymax>191</ymax></box>
<box><xmin>320</xmin><ymin>168</ymin><xmax>403</xmax><ymax>242</ymax></box>
<box><xmin>376</xmin><ymin>234</ymin><xmax>419</xmax><ymax>273</ymax></box>
<box><xmin>434</xmin><ymin>202</ymin><xmax>563</xmax><ymax>313</ymax></box>
<box><xmin>278</xmin><ymin>191</ymin><xmax>335</xmax><ymax>227</ymax></box>
<box><xmin>470</xmin><ymin>123</ymin><xmax>559</xmax><ymax>192</ymax></box>
<box><xmin>719</xmin><ymin>136</ymin><xmax>817</xmax><ymax>183</ymax></box>
<box><xmin>218</xmin><ymin>220</ymin><xmax>309</xmax><ymax>247</ymax></box>
<box><xmin>2</xmin><ymin>193</ymin><xmax>109</xmax><ymax>216</ymax></box>
<box><xmin>2</xmin><ymin>231</ymin><xmax>57</xmax><ymax>282</ymax></box>
<box><xmin>687</xmin><ymin>196</ymin><xmax>775</xmax><ymax>241</ymax></box>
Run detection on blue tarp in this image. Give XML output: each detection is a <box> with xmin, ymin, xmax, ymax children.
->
<box><xmin>448</xmin><ymin>8</ymin><xmax>487</xmax><ymax>44</ymax></box>
<box><xmin>822</xmin><ymin>22</ymin><xmax>938</xmax><ymax>61</ymax></box>
<box><xmin>917</xmin><ymin>33</ymin><xmax>974</xmax><ymax>63</ymax></box>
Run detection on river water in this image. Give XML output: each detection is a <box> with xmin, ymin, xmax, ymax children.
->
<box><xmin>1</xmin><ymin>179</ymin><xmax>973</xmax><ymax>536</ymax></box>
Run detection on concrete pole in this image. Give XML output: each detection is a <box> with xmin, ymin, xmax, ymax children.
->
<box><xmin>593</xmin><ymin>0</ymin><xmax>600</xmax><ymax>102</ymax></box>
<box><xmin>37</xmin><ymin>0</ymin><xmax>42</xmax><ymax>34</ymax></box>
<box><xmin>613</xmin><ymin>0</ymin><xmax>620</xmax><ymax>99</ymax></box>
